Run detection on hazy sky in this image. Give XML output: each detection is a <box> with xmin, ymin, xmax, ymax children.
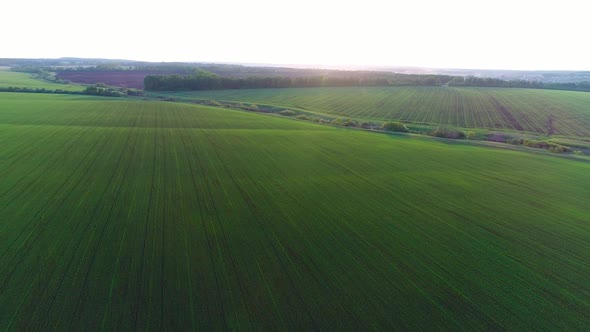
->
<box><xmin>2</xmin><ymin>0</ymin><xmax>589</xmax><ymax>70</ymax></box>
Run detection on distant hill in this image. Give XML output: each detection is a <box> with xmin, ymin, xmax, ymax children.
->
<box><xmin>2</xmin><ymin>58</ymin><xmax>590</xmax><ymax>83</ymax></box>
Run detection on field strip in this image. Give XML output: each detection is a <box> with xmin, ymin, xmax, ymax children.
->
<box><xmin>67</xmin><ymin>107</ymin><xmax>143</xmax><ymax>328</ymax></box>
<box><xmin>175</xmin><ymin>106</ymin><xmax>256</xmax><ymax>329</ymax></box>
<box><xmin>197</xmin><ymin>126</ymin><xmax>319</xmax><ymax>329</ymax></box>
<box><xmin>0</xmin><ymin>105</ymin><xmax>130</xmax><ymax>330</ymax></box>
<box><xmin>35</xmin><ymin>111</ymin><xmax>133</xmax><ymax>329</ymax></box>
<box><xmin>169</xmin><ymin>116</ymin><xmax>196</xmax><ymax>330</ymax></box>
<box><xmin>173</xmin><ymin>111</ymin><xmax>229</xmax><ymax>330</ymax></box>
<box><xmin>132</xmin><ymin>104</ymin><xmax>160</xmax><ymax>331</ymax></box>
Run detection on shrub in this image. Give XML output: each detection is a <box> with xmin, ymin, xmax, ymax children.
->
<box><xmin>83</xmin><ymin>85</ymin><xmax>124</xmax><ymax>97</ymax></box>
<box><xmin>126</xmin><ymin>89</ymin><xmax>144</xmax><ymax>96</ymax></box>
<box><xmin>506</xmin><ymin>138</ymin><xmax>521</xmax><ymax>145</ymax></box>
<box><xmin>237</xmin><ymin>103</ymin><xmax>259</xmax><ymax>111</ymax></box>
<box><xmin>428</xmin><ymin>127</ymin><xmax>466</xmax><ymax>139</ymax></box>
<box><xmin>487</xmin><ymin>132</ymin><xmax>509</xmax><ymax>142</ymax></box>
<box><xmin>381</xmin><ymin>121</ymin><xmax>409</xmax><ymax>132</ymax></box>
<box><xmin>279</xmin><ymin>110</ymin><xmax>297</xmax><ymax>116</ymax></box>
<box><xmin>507</xmin><ymin>138</ymin><xmax>571</xmax><ymax>153</ymax></box>
<box><xmin>545</xmin><ymin>142</ymin><xmax>570</xmax><ymax>153</ymax></box>
<box><xmin>207</xmin><ymin>100</ymin><xmax>222</xmax><ymax>106</ymax></box>
<box><xmin>331</xmin><ymin>118</ymin><xmax>358</xmax><ymax>127</ymax></box>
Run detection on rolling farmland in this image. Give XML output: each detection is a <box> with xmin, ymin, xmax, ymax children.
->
<box><xmin>0</xmin><ymin>70</ymin><xmax>83</xmax><ymax>91</ymax></box>
<box><xmin>166</xmin><ymin>86</ymin><xmax>590</xmax><ymax>136</ymax></box>
<box><xmin>0</xmin><ymin>93</ymin><xmax>589</xmax><ymax>330</ymax></box>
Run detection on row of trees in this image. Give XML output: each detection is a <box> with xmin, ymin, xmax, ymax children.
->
<box><xmin>0</xmin><ymin>87</ymin><xmax>79</xmax><ymax>94</ymax></box>
<box><xmin>447</xmin><ymin>76</ymin><xmax>545</xmax><ymax>88</ymax></box>
<box><xmin>144</xmin><ymin>73</ymin><xmax>458</xmax><ymax>91</ymax></box>
<box><xmin>0</xmin><ymin>84</ymin><xmax>142</xmax><ymax>97</ymax></box>
<box><xmin>449</xmin><ymin>76</ymin><xmax>590</xmax><ymax>91</ymax></box>
<box><xmin>145</xmin><ymin>72</ymin><xmax>590</xmax><ymax>92</ymax></box>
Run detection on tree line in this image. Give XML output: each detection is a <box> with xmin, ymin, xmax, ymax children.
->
<box><xmin>144</xmin><ymin>72</ymin><xmax>590</xmax><ymax>92</ymax></box>
<box><xmin>144</xmin><ymin>73</ymin><xmax>455</xmax><ymax>91</ymax></box>
<box><xmin>0</xmin><ymin>84</ymin><xmax>143</xmax><ymax>97</ymax></box>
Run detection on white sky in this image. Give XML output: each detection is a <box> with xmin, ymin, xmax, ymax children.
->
<box><xmin>1</xmin><ymin>0</ymin><xmax>589</xmax><ymax>70</ymax></box>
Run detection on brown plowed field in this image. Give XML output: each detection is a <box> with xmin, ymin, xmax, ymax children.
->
<box><xmin>56</xmin><ymin>70</ymin><xmax>186</xmax><ymax>89</ymax></box>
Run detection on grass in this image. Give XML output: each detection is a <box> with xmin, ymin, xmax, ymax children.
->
<box><xmin>0</xmin><ymin>92</ymin><xmax>589</xmax><ymax>330</ymax></box>
<box><xmin>161</xmin><ymin>86</ymin><xmax>590</xmax><ymax>137</ymax></box>
<box><xmin>0</xmin><ymin>69</ymin><xmax>84</xmax><ymax>91</ymax></box>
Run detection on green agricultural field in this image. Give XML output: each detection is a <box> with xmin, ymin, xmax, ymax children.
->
<box><xmin>0</xmin><ymin>69</ymin><xmax>84</xmax><ymax>91</ymax></box>
<box><xmin>164</xmin><ymin>86</ymin><xmax>590</xmax><ymax>137</ymax></box>
<box><xmin>0</xmin><ymin>92</ymin><xmax>589</xmax><ymax>330</ymax></box>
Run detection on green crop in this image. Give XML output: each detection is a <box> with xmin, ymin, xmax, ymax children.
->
<box><xmin>0</xmin><ymin>70</ymin><xmax>84</xmax><ymax>91</ymax></box>
<box><xmin>165</xmin><ymin>86</ymin><xmax>590</xmax><ymax>137</ymax></box>
<box><xmin>0</xmin><ymin>93</ymin><xmax>588</xmax><ymax>330</ymax></box>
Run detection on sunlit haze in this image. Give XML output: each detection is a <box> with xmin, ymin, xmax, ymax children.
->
<box><xmin>2</xmin><ymin>0</ymin><xmax>589</xmax><ymax>70</ymax></box>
